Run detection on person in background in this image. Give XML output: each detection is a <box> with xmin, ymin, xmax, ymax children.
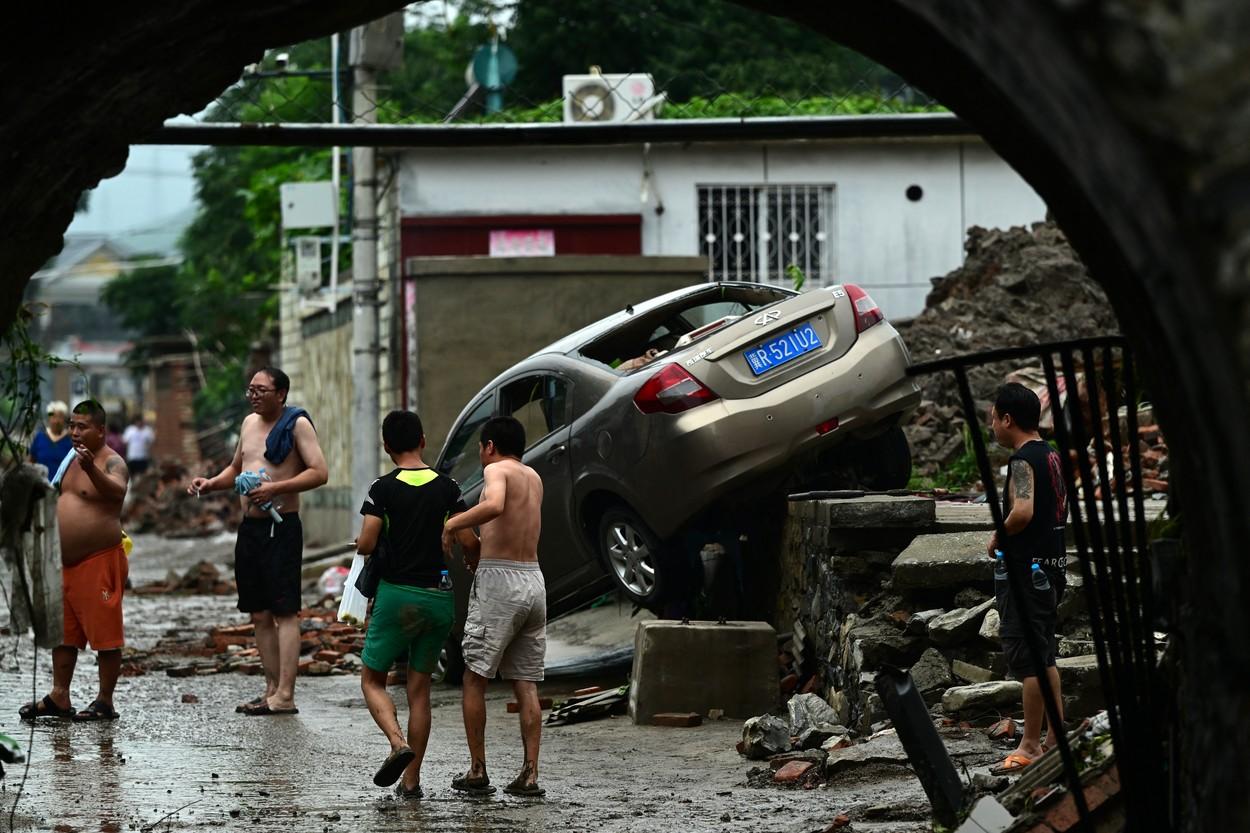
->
<box><xmin>29</xmin><ymin>400</ymin><xmax>72</xmax><ymax>475</ymax></box>
<box><xmin>105</xmin><ymin>422</ymin><xmax>126</xmax><ymax>458</ymax></box>
<box><xmin>122</xmin><ymin>414</ymin><xmax>155</xmax><ymax>475</ymax></box>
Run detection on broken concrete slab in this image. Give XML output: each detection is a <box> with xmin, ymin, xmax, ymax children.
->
<box><xmin>843</xmin><ymin>618</ymin><xmax>925</xmax><ymax>672</ymax></box>
<box><xmin>905</xmin><ymin>608</ymin><xmax>946</xmax><ymax>635</ymax></box>
<box><xmin>909</xmin><ymin>647</ymin><xmax>953</xmax><ymax>693</ymax></box>
<box><xmin>820</xmin><ymin>495</ymin><xmax>937</xmax><ymax>529</ymax></box>
<box><xmin>942</xmin><ymin>681</ymin><xmax>1024</xmax><ymax>713</ymax></box>
<box><xmin>955</xmin><ymin>795</ymin><xmax>1015</xmax><ymax>833</ymax></box>
<box><xmin>979</xmin><ymin>608</ymin><xmax>1001</xmax><ymax>644</ymax></box>
<box><xmin>740</xmin><ymin>715</ymin><xmax>792</xmax><ymax>759</ymax></box>
<box><xmin>952</xmin><ymin>659</ymin><xmax>995</xmax><ymax>684</ymax></box>
<box><xmin>928</xmin><ymin>599</ymin><xmax>995</xmax><ymax>646</ymax></box>
<box><xmin>824</xmin><ymin>729</ymin><xmax>911</xmax><ymax>776</ymax></box>
<box><xmin>787</xmin><ymin>693</ymin><xmax>840</xmax><ymax>735</ymax></box>
<box><xmin>798</xmin><ymin>725</ymin><xmax>848</xmax><ymax>750</ymax></box>
<box><xmin>891</xmin><ymin>531</ymin><xmax>995</xmax><ymax>591</ymax></box>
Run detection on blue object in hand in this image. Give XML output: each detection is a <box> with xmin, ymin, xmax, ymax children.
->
<box><xmin>993</xmin><ymin>550</ymin><xmax>1008</xmax><ymax>582</ymax></box>
<box><xmin>1030</xmin><ymin>562</ymin><xmax>1051</xmax><ymax>591</ymax></box>
<box><xmin>234</xmin><ymin>469</ymin><xmax>283</xmax><ymax>524</ymax></box>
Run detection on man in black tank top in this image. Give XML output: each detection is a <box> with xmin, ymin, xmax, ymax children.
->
<box><xmin>986</xmin><ymin>383</ymin><xmax>1068</xmax><ymax>773</ymax></box>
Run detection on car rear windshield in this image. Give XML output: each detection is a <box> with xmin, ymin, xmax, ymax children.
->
<box><xmin>579</xmin><ymin>284</ymin><xmax>793</xmax><ymax>371</ymax></box>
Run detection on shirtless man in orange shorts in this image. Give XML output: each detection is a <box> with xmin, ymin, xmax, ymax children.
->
<box><xmin>19</xmin><ymin>399</ymin><xmax>130</xmax><ymax>722</ymax></box>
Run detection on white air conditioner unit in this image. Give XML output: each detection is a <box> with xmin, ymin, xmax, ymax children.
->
<box><xmin>562</xmin><ymin>73</ymin><xmax>661</xmax><ymax>123</ymax></box>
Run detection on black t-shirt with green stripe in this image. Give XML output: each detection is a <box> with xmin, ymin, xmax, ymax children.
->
<box><xmin>360</xmin><ymin>467</ymin><xmax>467</xmax><ymax>588</ymax></box>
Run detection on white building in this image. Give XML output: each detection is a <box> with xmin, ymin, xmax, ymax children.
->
<box><xmin>396</xmin><ymin>117</ymin><xmax>1046</xmax><ymax>318</ymax></box>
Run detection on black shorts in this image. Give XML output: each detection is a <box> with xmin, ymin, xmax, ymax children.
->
<box><xmin>997</xmin><ymin>572</ymin><xmax>1065</xmax><ymax>680</ymax></box>
<box><xmin>234</xmin><ymin>513</ymin><xmax>303</xmax><ymax>616</ymax></box>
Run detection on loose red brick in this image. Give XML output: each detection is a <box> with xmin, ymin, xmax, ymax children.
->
<box><xmin>736</xmin><ymin>740</ymin><xmax>747</xmax><ymax>756</ymax></box>
<box><xmin>1044</xmin><ymin>795</ymin><xmax>1080</xmax><ymax>833</ymax></box>
<box><xmin>773</xmin><ymin>761</ymin><xmax>815</xmax><ymax>783</ymax></box>
<box><xmin>181</xmin><ymin>693</ymin><xmax>199</xmax><ymax>704</ymax></box>
<box><xmin>651</xmin><ymin>712</ymin><xmax>702</xmax><ymax>727</ymax></box>
<box><xmin>573</xmin><ymin>686</ymin><xmax>603</xmax><ymax>696</ymax></box>
<box><xmin>822</xmin><ymin>815</ymin><xmax>851</xmax><ymax>832</ymax></box>
<box><xmin>313</xmin><ymin>649</ymin><xmax>342</xmax><ymax>662</ymax></box>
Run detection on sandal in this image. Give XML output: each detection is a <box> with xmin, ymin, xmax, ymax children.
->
<box><xmin>19</xmin><ymin>694</ymin><xmax>74</xmax><ymax>721</ymax></box>
<box><xmin>72</xmin><ymin>699</ymin><xmax>119</xmax><ymax>722</ymax></box>
<box><xmin>451</xmin><ymin>772</ymin><xmax>496</xmax><ymax>795</ymax></box>
<box><xmin>394</xmin><ymin>781</ymin><xmax>423</xmax><ymax>800</ymax></box>
<box><xmin>989</xmin><ymin>752</ymin><xmax>1033</xmax><ymax>775</ymax></box>
<box><xmin>373</xmin><ymin>745</ymin><xmax>415</xmax><ymax>787</ymax></box>
<box><xmin>235</xmin><ymin>696</ymin><xmax>266</xmax><ymax>714</ymax></box>
<box><xmin>504</xmin><ymin>774</ymin><xmax>546</xmax><ymax>797</ymax></box>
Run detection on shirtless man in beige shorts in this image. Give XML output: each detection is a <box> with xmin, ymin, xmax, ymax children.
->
<box><xmin>442</xmin><ymin>415</ymin><xmax>546</xmax><ymax>797</ymax></box>
<box><xmin>19</xmin><ymin>399</ymin><xmax>130</xmax><ymax>722</ymax></box>
<box><xmin>189</xmin><ymin>367</ymin><xmax>327</xmax><ymax>715</ymax></box>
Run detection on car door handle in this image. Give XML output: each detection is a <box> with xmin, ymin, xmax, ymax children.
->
<box><xmin>547</xmin><ymin>444</ymin><xmax>567</xmax><ymax>463</ymax></box>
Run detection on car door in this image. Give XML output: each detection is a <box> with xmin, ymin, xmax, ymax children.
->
<box><xmin>497</xmin><ymin>373</ymin><xmax>583</xmax><ymax>597</ymax></box>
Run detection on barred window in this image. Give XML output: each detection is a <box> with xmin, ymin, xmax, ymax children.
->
<box><xmin>698</xmin><ymin>184</ymin><xmax>835</xmax><ymax>287</ymax></box>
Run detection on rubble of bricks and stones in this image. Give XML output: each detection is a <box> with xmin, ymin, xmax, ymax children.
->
<box><xmin>894</xmin><ymin>222</ymin><xmax>1169</xmax><ymax>493</ymax></box>
<box><xmin>123</xmin><ymin>460</ymin><xmax>239</xmax><ymax>538</ymax></box>
<box><xmin>771</xmin><ymin>496</ymin><xmax>1105</xmax><ymax>757</ymax></box>
<box><xmin>148</xmin><ymin>602</ymin><xmax>368</xmax><ymax>680</ymax></box>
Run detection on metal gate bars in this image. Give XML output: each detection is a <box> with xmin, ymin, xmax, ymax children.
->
<box><xmin>908</xmin><ymin>335</ymin><xmax>1171</xmax><ymax>832</ymax></box>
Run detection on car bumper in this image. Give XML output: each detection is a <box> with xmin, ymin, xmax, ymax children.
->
<box><xmin>629</xmin><ymin>324</ymin><xmax>921</xmax><ymax>536</ymax></box>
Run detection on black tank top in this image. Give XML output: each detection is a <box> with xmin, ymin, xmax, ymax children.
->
<box><xmin>1002</xmin><ymin>439</ymin><xmax>1068</xmax><ymax>578</ymax></box>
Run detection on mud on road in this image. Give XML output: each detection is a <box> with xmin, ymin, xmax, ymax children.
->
<box><xmin>0</xmin><ymin>536</ymin><xmax>937</xmax><ymax>833</ymax></box>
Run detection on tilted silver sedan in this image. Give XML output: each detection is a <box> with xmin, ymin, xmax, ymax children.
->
<box><xmin>436</xmin><ymin>281</ymin><xmax>920</xmax><ymax>612</ymax></box>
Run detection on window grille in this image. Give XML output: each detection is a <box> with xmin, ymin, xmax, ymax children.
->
<box><xmin>698</xmin><ymin>184</ymin><xmax>835</xmax><ymax>286</ymax></box>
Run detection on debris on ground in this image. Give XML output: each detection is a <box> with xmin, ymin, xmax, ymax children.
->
<box><xmin>895</xmin><ymin>222</ymin><xmax>1161</xmax><ymax>491</ymax></box>
<box><xmin>123</xmin><ymin>463</ymin><xmax>237</xmax><ymax>537</ymax></box>
<box><xmin>545</xmin><ymin>686</ymin><xmax>629</xmax><ymax>726</ymax></box>
<box><xmin>132</xmin><ymin>559</ymin><xmax>235</xmax><ymax>595</ymax></box>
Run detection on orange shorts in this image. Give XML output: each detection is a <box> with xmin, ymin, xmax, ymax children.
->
<box><xmin>62</xmin><ymin>542</ymin><xmax>128</xmax><ymax>651</ymax></box>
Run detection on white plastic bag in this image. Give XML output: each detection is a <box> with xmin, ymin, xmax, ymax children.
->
<box><xmin>337</xmin><ymin>555</ymin><xmax>369</xmax><ymax>625</ymax></box>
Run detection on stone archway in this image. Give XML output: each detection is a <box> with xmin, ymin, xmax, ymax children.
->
<box><xmin>3</xmin><ymin>3</ymin><xmax>1247</xmax><ymax>828</ymax></box>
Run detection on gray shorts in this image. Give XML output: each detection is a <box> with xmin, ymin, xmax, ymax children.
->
<box><xmin>462</xmin><ymin>559</ymin><xmax>547</xmax><ymax>681</ymax></box>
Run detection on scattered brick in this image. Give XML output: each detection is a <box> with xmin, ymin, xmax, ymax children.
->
<box><xmin>573</xmin><ymin>686</ymin><xmax>603</xmax><ymax>696</ymax></box>
<box><xmin>181</xmin><ymin>693</ymin><xmax>199</xmax><ymax>703</ymax></box>
<box><xmin>773</xmin><ymin>761</ymin><xmax>815</xmax><ymax>783</ymax></box>
<box><xmin>822</xmin><ymin>814</ymin><xmax>851</xmax><ymax>831</ymax></box>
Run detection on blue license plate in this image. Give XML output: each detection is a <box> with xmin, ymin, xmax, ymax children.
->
<box><xmin>744</xmin><ymin>323</ymin><xmax>822</xmax><ymax>376</ymax></box>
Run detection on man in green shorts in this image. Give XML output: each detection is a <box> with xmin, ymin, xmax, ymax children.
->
<box><xmin>356</xmin><ymin>410</ymin><xmax>479</xmax><ymax>799</ymax></box>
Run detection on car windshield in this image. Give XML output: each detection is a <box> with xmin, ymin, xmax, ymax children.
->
<box><xmin>438</xmin><ymin>396</ymin><xmax>494</xmax><ymax>490</ymax></box>
<box><xmin>579</xmin><ymin>284</ymin><xmax>793</xmax><ymax>370</ymax></box>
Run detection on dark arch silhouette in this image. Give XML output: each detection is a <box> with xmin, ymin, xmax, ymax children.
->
<box><xmin>3</xmin><ymin>2</ymin><xmax>1246</xmax><ymax>827</ymax></box>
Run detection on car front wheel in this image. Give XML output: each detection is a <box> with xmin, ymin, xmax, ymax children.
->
<box><xmin>598</xmin><ymin>507</ymin><xmax>664</xmax><ymax>608</ymax></box>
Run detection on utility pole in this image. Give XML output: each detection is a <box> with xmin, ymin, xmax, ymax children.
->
<box><xmin>348</xmin><ymin>15</ymin><xmax>402</xmax><ymax>505</ymax></box>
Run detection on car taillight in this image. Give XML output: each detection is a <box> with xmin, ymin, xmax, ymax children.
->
<box><xmin>633</xmin><ymin>364</ymin><xmax>720</xmax><ymax>415</ymax></box>
<box><xmin>844</xmin><ymin>283</ymin><xmax>884</xmax><ymax>333</ymax></box>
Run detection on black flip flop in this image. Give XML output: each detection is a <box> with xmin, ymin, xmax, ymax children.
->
<box><xmin>235</xmin><ymin>696</ymin><xmax>266</xmax><ymax>714</ymax></box>
<box><xmin>451</xmin><ymin>772</ymin><xmax>496</xmax><ymax>795</ymax></box>
<box><xmin>19</xmin><ymin>694</ymin><xmax>74</xmax><ymax>721</ymax></box>
<box><xmin>504</xmin><ymin>775</ymin><xmax>545</xmax><ymax>797</ymax></box>
<box><xmin>374</xmin><ymin>746</ymin><xmax>416</xmax><ymax>787</ymax></box>
<box><xmin>72</xmin><ymin>699</ymin><xmax>119</xmax><ymax>722</ymax></box>
<box><xmin>243</xmin><ymin>702</ymin><xmax>299</xmax><ymax>716</ymax></box>
<box><xmin>394</xmin><ymin>781</ymin><xmax>423</xmax><ymax>800</ymax></box>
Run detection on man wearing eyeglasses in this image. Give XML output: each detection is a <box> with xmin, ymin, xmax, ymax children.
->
<box><xmin>188</xmin><ymin>367</ymin><xmax>328</xmax><ymax>715</ymax></box>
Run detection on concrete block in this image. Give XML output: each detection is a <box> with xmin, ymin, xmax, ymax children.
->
<box><xmin>821</xmin><ymin>495</ymin><xmax>936</xmax><ymax>529</ymax></box>
<box><xmin>891</xmin><ymin>531</ymin><xmax>995</xmax><ymax>591</ymax></box>
<box><xmin>1057</xmin><ymin>654</ymin><xmax>1103</xmax><ymax>719</ymax></box>
<box><xmin>941</xmin><ymin>681</ymin><xmax>1023</xmax><ymax>713</ymax></box>
<box><xmin>629</xmin><ymin>620</ymin><xmax>777</xmax><ymax>724</ymax></box>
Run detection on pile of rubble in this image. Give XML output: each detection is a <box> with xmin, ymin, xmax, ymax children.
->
<box><xmin>123</xmin><ymin>462</ymin><xmax>237</xmax><ymax>537</ymax></box>
<box><xmin>132</xmin><ymin>559</ymin><xmax>235</xmax><ymax>595</ymax></box>
<box><xmin>896</xmin><ymin>223</ymin><xmax>1127</xmax><ymax>486</ymax></box>
<box><xmin>156</xmin><ymin>603</ymin><xmax>367</xmax><ymax>678</ymax></box>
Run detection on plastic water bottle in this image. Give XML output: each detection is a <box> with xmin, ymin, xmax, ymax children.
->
<box><xmin>994</xmin><ymin>550</ymin><xmax>1007</xmax><ymax>582</ymax></box>
<box><xmin>438</xmin><ymin>569</ymin><xmax>452</xmax><ymax>591</ymax></box>
<box><xmin>1030</xmin><ymin>562</ymin><xmax>1052</xmax><ymax>591</ymax></box>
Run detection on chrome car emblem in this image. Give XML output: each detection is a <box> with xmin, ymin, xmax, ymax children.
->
<box><xmin>753</xmin><ymin>309</ymin><xmax>781</xmax><ymax>326</ymax></box>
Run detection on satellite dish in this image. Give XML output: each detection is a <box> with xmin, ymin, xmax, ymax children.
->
<box><xmin>569</xmin><ymin>83</ymin><xmax>615</xmax><ymax>121</ymax></box>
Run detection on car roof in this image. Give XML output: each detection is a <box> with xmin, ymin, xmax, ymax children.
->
<box><xmin>532</xmin><ymin>281</ymin><xmax>796</xmax><ymax>359</ymax></box>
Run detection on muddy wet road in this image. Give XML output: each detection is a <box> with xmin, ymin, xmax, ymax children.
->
<box><xmin>0</xmin><ymin>535</ymin><xmax>937</xmax><ymax>833</ymax></box>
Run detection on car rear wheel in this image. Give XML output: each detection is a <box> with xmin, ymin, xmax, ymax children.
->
<box><xmin>598</xmin><ymin>507</ymin><xmax>664</xmax><ymax>607</ymax></box>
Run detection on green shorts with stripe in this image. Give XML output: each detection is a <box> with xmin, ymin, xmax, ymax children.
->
<box><xmin>361</xmin><ymin>579</ymin><xmax>454</xmax><ymax>674</ymax></box>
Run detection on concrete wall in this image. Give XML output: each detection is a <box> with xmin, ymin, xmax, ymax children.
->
<box><xmin>398</xmin><ymin>138</ymin><xmax>1047</xmax><ymax>319</ymax></box>
<box><xmin>406</xmin><ymin>255</ymin><xmax>707</xmax><ymax>457</ymax></box>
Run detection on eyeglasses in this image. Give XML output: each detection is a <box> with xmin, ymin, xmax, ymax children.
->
<box><xmin>245</xmin><ymin>386</ymin><xmax>276</xmax><ymax>397</ymax></box>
